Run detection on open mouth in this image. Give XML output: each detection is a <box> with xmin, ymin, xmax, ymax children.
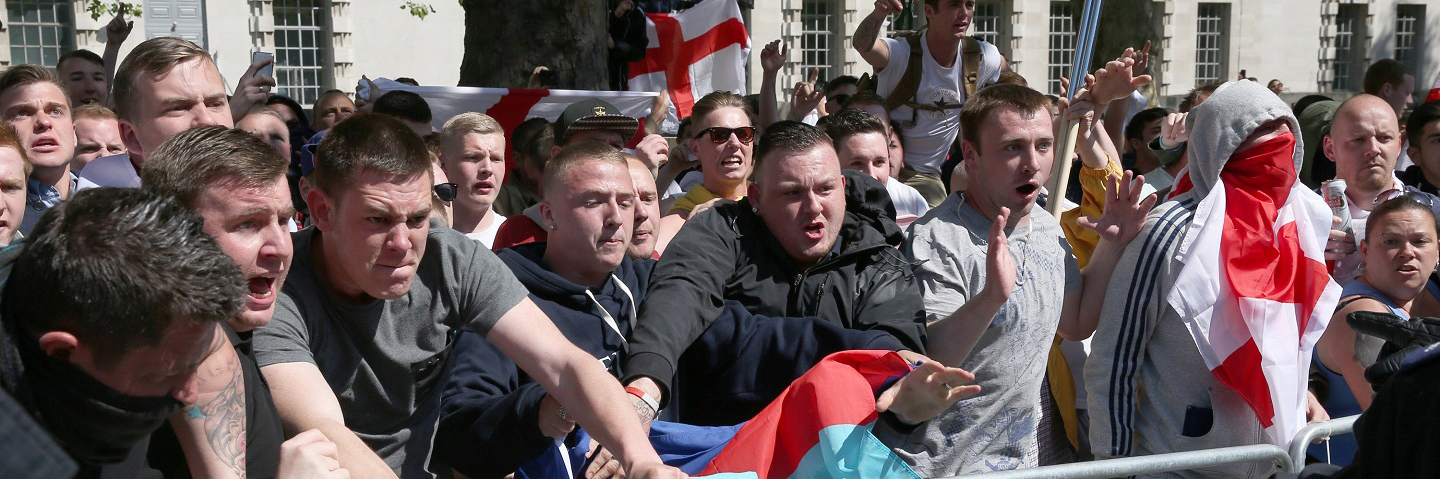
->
<box><xmin>803</xmin><ymin>221</ymin><xmax>825</xmax><ymax>240</ymax></box>
<box><xmin>474</xmin><ymin>180</ymin><xmax>495</xmax><ymax>192</ymax></box>
<box><xmin>30</xmin><ymin>138</ymin><xmax>58</xmax><ymax>152</ymax></box>
<box><xmin>1016</xmin><ymin>183</ymin><xmax>1039</xmax><ymax>197</ymax></box>
<box><xmin>1398</xmin><ymin>264</ymin><xmax>1421</xmax><ymax>274</ymax></box>
<box><xmin>247</xmin><ymin>275</ymin><xmax>276</xmax><ymax>300</ymax></box>
<box><xmin>720</xmin><ymin>156</ymin><xmax>744</xmax><ymax>168</ymax></box>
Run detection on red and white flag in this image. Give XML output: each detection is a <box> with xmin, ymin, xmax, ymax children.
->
<box><xmin>628</xmin><ymin>0</ymin><xmax>750</xmax><ymax>118</ymax></box>
<box><xmin>1165</xmin><ymin>130</ymin><xmax>1342</xmax><ymax>448</ymax></box>
<box><xmin>375</xmin><ymin>78</ymin><xmax>657</xmax><ymax>172</ymax></box>
<box><xmin>1426</xmin><ymin>68</ymin><xmax>1440</xmax><ymax>104</ymax></box>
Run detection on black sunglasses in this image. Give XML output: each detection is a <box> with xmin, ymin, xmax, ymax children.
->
<box><xmin>434</xmin><ymin>183</ymin><xmax>459</xmax><ymax>202</ymax></box>
<box><xmin>697</xmin><ymin>126</ymin><xmax>757</xmax><ymax>145</ymax></box>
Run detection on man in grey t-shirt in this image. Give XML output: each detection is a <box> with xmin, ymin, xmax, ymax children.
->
<box><xmin>253</xmin><ymin>114</ymin><xmax>684</xmax><ymax>479</ymax></box>
<box><xmin>894</xmin><ymin>84</ymin><xmax>1150</xmax><ymax>475</ymax></box>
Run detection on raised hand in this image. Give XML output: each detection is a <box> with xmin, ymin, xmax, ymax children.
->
<box><xmin>872</xmin><ymin>0</ymin><xmax>905</xmax><ymax>15</ymax></box>
<box><xmin>105</xmin><ymin>6</ymin><xmax>133</xmax><ymax>45</ymax></box>
<box><xmin>1159</xmin><ymin>112</ymin><xmax>1189</xmax><ymax>149</ymax></box>
<box><xmin>1132</xmin><ymin>40</ymin><xmax>1152</xmax><ymax>75</ymax></box>
<box><xmin>634</xmin><ymin>134</ymin><xmax>670</xmax><ymax>172</ymax></box>
<box><xmin>1088</xmin><ymin>54</ymin><xmax>1152</xmax><ymax>106</ymax></box>
<box><xmin>230</xmin><ymin>56</ymin><xmax>277</xmax><ymax>123</ymax></box>
<box><xmin>791</xmin><ymin>68</ymin><xmax>825</xmax><ymax>116</ymax></box>
<box><xmin>977</xmin><ymin>207</ymin><xmax>1016</xmax><ymax>306</ymax></box>
<box><xmin>761</xmin><ymin>39</ymin><xmax>787</xmax><ymax>73</ymax></box>
<box><xmin>1078</xmin><ymin>171</ymin><xmax>1157</xmax><ymax>245</ymax></box>
<box><xmin>875</xmin><ymin>359</ymin><xmax>981</xmax><ymax>425</ymax></box>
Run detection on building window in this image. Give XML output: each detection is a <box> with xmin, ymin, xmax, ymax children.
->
<box><xmin>1194</xmin><ymin>3</ymin><xmax>1227</xmax><ymax>86</ymax></box>
<box><xmin>1047</xmin><ymin>1</ymin><xmax>1075</xmax><ymax>95</ymax></box>
<box><xmin>1395</xmin><ymin>5</ymin><xmax>1425</xmax><ymax>74</ymax></box>
<box><xmin>274</xmin><ymin>0</ymin><xmax>329</xmax><ymax>106</ymax></box>
<box><xmin>799</xmin><ymin>0</ymin><xmax>834</xmax><ymax>82</ymax></box>
<box><xmin>1332</xmin><ymin>4</ymin><xmax>1367</xmax><ymax>91</ymax></box>
<box><xmin>972</xmin><ymin>1</ymin><xmax>1000</xmax><ymax>47</ymax></box>
<box><xmin>6</xmin><ymin>0</ymin><xmax>74</xmax><ymax>67</ymax></box>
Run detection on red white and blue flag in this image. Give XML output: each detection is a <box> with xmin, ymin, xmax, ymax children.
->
<box><xmin>1165</xmin><ymin>130</ymin><xmax>1342</xmax><ymax>448</ymax></box>
<box><xmin>517</xmin><ymin>351</ymin><xmax>921</xmax><ymax>479</ymax></box>
<box><xmin>627</xmin><ymin>0</ymin><xmax>750</xmax><ymax>118</ymax></box>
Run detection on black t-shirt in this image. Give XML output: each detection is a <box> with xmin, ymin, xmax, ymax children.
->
<box><xmin>120</xmin><ymin>327</ymin><xmax>284</xmax><ymax>479</ymax></box>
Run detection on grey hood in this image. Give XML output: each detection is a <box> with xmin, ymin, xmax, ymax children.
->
<box><xmin>1181</xmin><ymin>80</ymin><xmax>1304</xmax><ymax>200</ymax></box>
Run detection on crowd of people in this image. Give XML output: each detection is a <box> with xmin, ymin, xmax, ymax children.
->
<box><xmin>1</xmin><ymin>1</ymin><xmax>1439</xmax><ymax>479</ymax></box>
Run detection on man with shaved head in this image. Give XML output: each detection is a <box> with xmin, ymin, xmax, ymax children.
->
<box><xmin>1324</xmin><ymin>94</ymin><xmax>1440</xmax><ymax>281</ymax></box>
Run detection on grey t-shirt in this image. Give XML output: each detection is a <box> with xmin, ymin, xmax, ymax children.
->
<box><xmin>895</xmin><ymin>193</ymin><xmax>1081</xmax><ymax>476</ymax></box>
<box><xmin>253</xmin><ymin>224</ymin><xmax>528</xmax><ymax>478</ymax></box>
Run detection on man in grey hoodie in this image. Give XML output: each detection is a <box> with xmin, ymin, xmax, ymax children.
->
<box><xmin>1086</xmin><ymin>80</ymin><xmax>1327</xmax><ymax>478</ymax></box>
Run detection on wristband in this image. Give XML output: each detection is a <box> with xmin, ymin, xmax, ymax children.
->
<box><xmin>625</xmin><ymin>386</ymin><xmax>660</xmax><ymax>413</ymax></box>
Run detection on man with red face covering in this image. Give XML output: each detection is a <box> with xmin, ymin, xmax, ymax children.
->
<box><xmin>1087</xmin><ymin>80</ymin><xmax>1338</xmax><ymax>478</ymax></box>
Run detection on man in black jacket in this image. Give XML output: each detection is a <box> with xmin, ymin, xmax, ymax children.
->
<box><xmin>0</xmin><ymin>188</ymin><xmax>244</xmax><ymax>477</ymax></box>
<box><xmin>623</xmin><ymin>121</ymin><xmax>932</xmax><ymax>425</ymax></box>
<box><xmin>438</xmin><ymin>138</ymin><xmax>967</xmax><ymax>478</ymax></box>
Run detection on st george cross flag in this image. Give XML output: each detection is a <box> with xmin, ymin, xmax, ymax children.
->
<box><xmin>373</xmin><ymin>78</ymin><xmax>658</xmax><ymax>172</ymax></box>
<box><xmin>1166</xmin><ymin>130</ymin><xmax>1342</xmax><ymax>448</ymax></box>
<box><xmin>628</xmin><ymin>0</ymin><xmax>750</xmax><ymax>118</ymax></box>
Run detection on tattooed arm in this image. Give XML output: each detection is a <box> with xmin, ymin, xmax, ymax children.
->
<box><xmin>169</xmin><ymin>332</ymin><xmax>249</xmax><ymax>479</ymax></box>
<box><xmin>854</xmin><ymin>0</ymin><xmax>901</xmax><ymax>68</ymax></box>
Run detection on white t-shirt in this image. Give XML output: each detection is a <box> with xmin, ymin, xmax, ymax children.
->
<box><xmin>464</xmin><ymin>213</ymin><xmax>506</xmax><ymax>249</ymax></box>
<box><xmin>876</xmin><ymin>36</ymin><xmax>1003</xmax><ymax>174</ymax></box>
<box><xmin>884</xmin><ymin>178</ymin><xmax>930</xmax><ymax>227</ymax></box>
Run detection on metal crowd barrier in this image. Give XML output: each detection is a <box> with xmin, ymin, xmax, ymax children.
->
<box><xmin>1287</xmin><ymin>414</ymin><xmax>1360</xmax><ymax>471</ymax></box>
<box><xmin>939</xmin><ymin>415</ymin><xmax>1361</xmax><ymax>478</ymax></box>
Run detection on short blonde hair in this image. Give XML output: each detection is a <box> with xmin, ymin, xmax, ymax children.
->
<box><xmin>73</xmin><ymin>103</ymin><xmax>117</xmax><ymax>122</ymax></box>
<box><xmin>441</xmin><ymin>112</ymin><xmax>503</xmax><ymax>143</ymax></box>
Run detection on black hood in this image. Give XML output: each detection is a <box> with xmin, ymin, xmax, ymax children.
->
<box><xmin>839</xmin><ymin>169</ymin><xmax>904</xmax><ymax>249</ymax></box>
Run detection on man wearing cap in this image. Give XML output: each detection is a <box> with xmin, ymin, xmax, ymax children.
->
<box><xmin>491</xmin><ymin>98</ymin><xmax>642</xmax><ymax>250</ymax></box>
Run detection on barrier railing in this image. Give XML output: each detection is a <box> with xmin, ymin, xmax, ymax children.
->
<box><xmin>939</xmin><ymin>444</ymin><xmax>1291</xmax><ymax>479</ymax></box>
<box><xmin>1287</xmin><ymin>414</ymin><xmax>1360</xmax><ymax>471</ymax></box>
<box><xmin>942</xmin><ymin>415</ymin><xmax>1361</xmax><ymax>478</ymax></box>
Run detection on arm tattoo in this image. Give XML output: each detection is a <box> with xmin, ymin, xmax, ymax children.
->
<box><xmin>632</xmin><ymin>397</ymin><xmax>656</xmax><ymax>430</ymax></box>
<box><xmin>190</xmin><ymin>350</ymin><xmax>248</xmax><ymax>478</ymax></box>
<box><xmin>854</xmin><ymin>13</ymin><xmax>887</xmax><ymax>54</ymax></box>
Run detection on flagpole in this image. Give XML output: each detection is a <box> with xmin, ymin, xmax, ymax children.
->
<box><xmin>1047</xmin><ymin>0</ymin><xmax>1105</xmax><ymax>217</ymax></box>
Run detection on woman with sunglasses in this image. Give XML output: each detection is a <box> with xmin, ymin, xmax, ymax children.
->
<box><xmin>655</xmin><ymin>91</ymin><xmax>757</xmax><ymax>253</ymax></box>
<box><xmin>1313</xmin><ymin>195</ymin><xmax>1440</xmax><ymax>465</ymax></box>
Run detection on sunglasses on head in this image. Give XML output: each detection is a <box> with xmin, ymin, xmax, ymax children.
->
<box><xmin>697</xmin><ymin>126</ymin><xmax>757</xmax><ymax>145</ymax></box>
<box><xmin>434</xmin><ymin>183</ymin><xmax>459</xmax><ymax>202</ymax></box>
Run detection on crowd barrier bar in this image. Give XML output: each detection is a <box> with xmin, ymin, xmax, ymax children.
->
<box><xmin>938</xmin><ymin>415</ymin><xmax>1361</xmax><ymax>478</ymax></box>
<box><xmin>1287</xmin><ymin>414</ymin><xmax>1360</xmax><ymax>471</ymax></box>
<box><xmin>938</xmin><ymin>444</ymin><xmax>1291</xmax><ymax>479</ymax></box>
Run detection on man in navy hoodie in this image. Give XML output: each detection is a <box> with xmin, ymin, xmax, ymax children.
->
<box><xmin>436</xmin><ymin>141</ymin><xmax>651</xmax><ymax>478</ymax></box>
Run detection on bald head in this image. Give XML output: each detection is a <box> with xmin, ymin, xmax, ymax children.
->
<box><xmin>1326</xmin><ymin>94</ymin><xmax>1403</xmax><ymax>201</ymax></box>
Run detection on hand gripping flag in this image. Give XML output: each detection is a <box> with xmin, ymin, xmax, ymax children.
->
<box><xmin>517</xmin><ymin>350</ymin><xmax>922</xmax><ymax>479</ymax></box>
<box><xmin>1166</xmin><ymin>130</ymin><xmax>1342</xmax><ymax>448</ymax></box>
<box><xmin>627</xmin><ymin>0</ymin><xmax>750</xmax><ymax>118</ymax></box>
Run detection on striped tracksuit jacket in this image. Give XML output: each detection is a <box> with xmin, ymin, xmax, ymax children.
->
<box><xmin>1083</xmin><ymin>198</ymin><xmax>1271</xmax><ymax>479</ymax></box>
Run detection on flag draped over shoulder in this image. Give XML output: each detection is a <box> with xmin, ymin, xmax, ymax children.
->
<box><xmin>373</xmin><ymin>78</ymin><xmax>658</xmax><ymax>172</ymax></box>
<box><xmin>1165</xmin><ymin>130</ymin><xmax>1342</xmax><ymax>449</ymax></box>
<box><xmin>627</xmin><ymin>0</ymin><xmax>750</xmax><ymax>118</ymax></box>
<box><xmin>516</xmin><ymin>351</ymin><xmax>921</xmax><ymax>479</ymax></box>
